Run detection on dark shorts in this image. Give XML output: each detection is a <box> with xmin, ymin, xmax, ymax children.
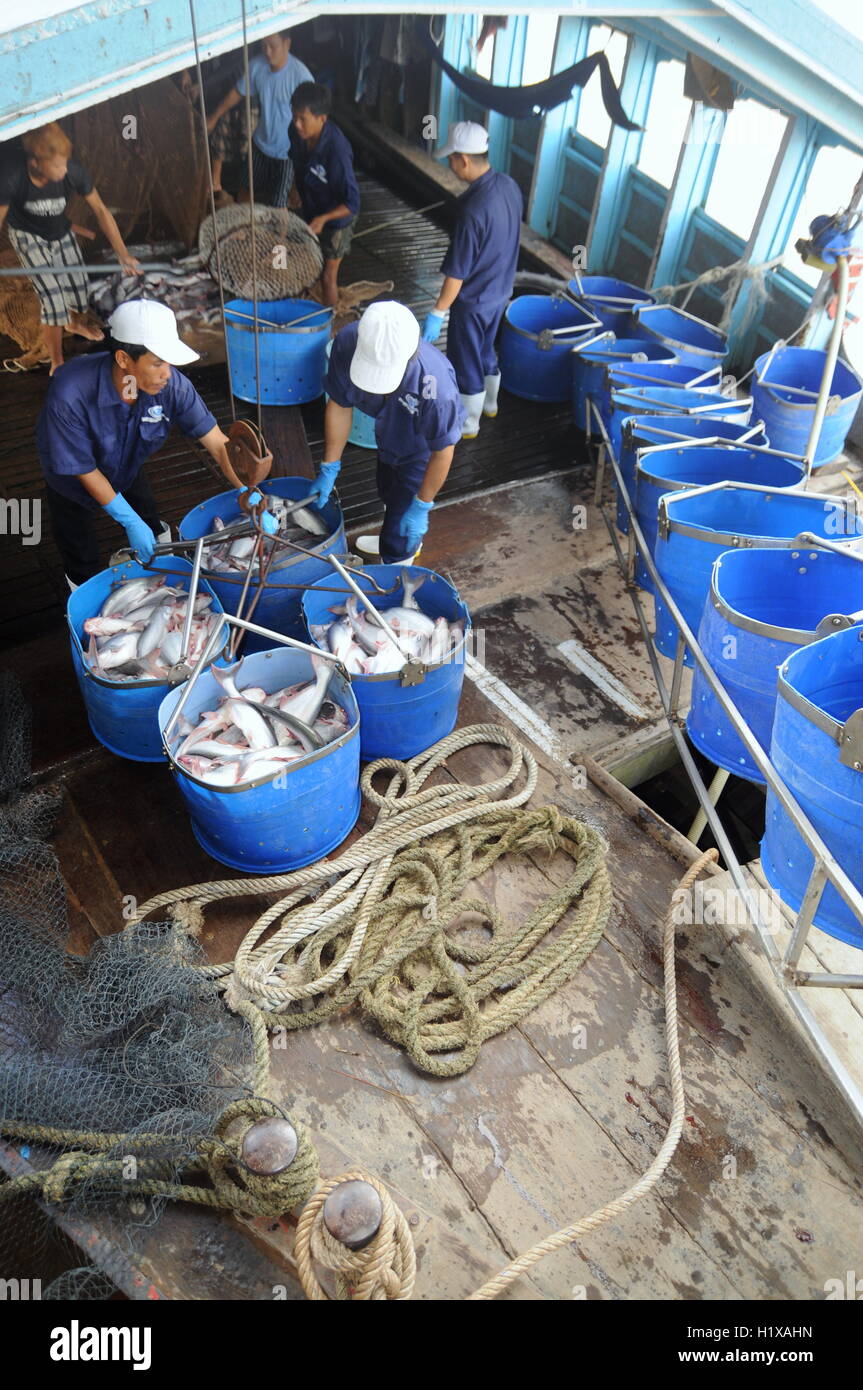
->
<box><xmin>318</xmin><ymin>218</ymin><xmax>356</xmax><ymax>262</ymax></box>
<box><xmin>240</xmin><ymin>144</ymin><xmax>294</xmax><ymax>208</ymax></box>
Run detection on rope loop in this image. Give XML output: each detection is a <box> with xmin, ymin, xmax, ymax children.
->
<box><xmin>294</xmin><ymin>1169</ymin><xmax>417</xmax><ymax>1301</ymax></box>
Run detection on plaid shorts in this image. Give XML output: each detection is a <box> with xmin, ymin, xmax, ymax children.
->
<box><xmin>208</xmin><ymin>102</ymin><xmax>257</xmax><ymax>163</ymax></box>
<box><xmin>319</xmin><ymin>217</ymin><xmax>357</xmax><ymax>262</ymax></box>
<box><xmin>7</xmin><ymin>227</ymin><xmax>89</xmax><ymax>326</ymax></box>
<box><xmin>240</xmin><ymin>143</ymin><xmax>294</xmax><ymax>208</ymax></box>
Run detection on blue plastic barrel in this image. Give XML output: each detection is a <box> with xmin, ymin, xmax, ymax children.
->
<box><xmin>751</xmin><ymin>346</ymin><xmax>863</xmax><ymax>467</ymax></box>
<box><xmin>634</xmin><ymin>445</ymin><xmax>804</xmax><ymax>592</ymax></box>
<box><xmin>572</xmin><ymin>337</ymin><xmax>676</xmax><ymax>434</ymax></box>
<box><xmin>630</xmin><ymin>303</ymin><xmax>728</xmax><ymax>370</ymax></box>
<box><xmin>499</xmin><ymin>295</ymin><xmax>601</xmax><ymax>402</ymax></box>
<box><xmin>158</xmin><ymin>646</ymin><xmax>361</xmax><ymax>873</ymax></box>
<box><xmin>688</xmin><ymin>548</ymin><xmax>863</xmax><ymax>784</ymax></box>
<box><xmin>302</xmin><ymin>564</ymin><xmax>471</xmax><ymax>760</ymax></box>
<box><xmin>224</xmin><ymin>298</ymin><xmax>333</xmax><ymax>405</ymax></box>
<box><xmin>325</xmin><ymin>339</ymin><xmax>377</xmax><ymax>449</ymax></box>
<box><xmin>601</xmin><ymin>374</ymin><xmax>733</xmax><ymax>464</ymax></box>
<box><xmin>179</xmin><ymin>477</ymin><xmax>346</xmax><ymax>652</ymax></box>
<box><xmin>654</xmin><ymin>484</ymin><xmax>863</xmax><ymax>666</ymax></box>
<box><xmin>67</xmin><ymin>556</ymin><xmax>227</xmax><ymax>763</ymax></box>
<box><xmin>617</xmin><ymin>413</ymin><xmax>766</xmax><ymax>534</ymax></box>
<box><xmin>567</xmin><ymin>276</ymin><xmax>655</xmax><ymax>334</ymax></box>
<box><xmin>761</xmin><ymin>624</ymin><xmax>863</xmax><ymax>948</ymax></box>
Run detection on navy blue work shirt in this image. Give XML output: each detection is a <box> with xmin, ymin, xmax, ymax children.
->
<box><xmin>37</xmin><ymin>353</ymin><xmax>217</xmax><ymax>510</ymax></box>
<box><xmin>325</xmin><ymin>323</ymin><xmax>465</xmax><ymax>469</ymax></box>
<box><xmin>288</xmin><ymin>120</ymin><xmax>360</xmax><ymax>229</ymax></box>
<box><xmin>441</xmin><ymin>169</ymin><xmax>522</xmax><ymax>307</ymax></box>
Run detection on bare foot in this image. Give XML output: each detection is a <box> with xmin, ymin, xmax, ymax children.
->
<box><xmin>67</xmin><ymin>311</ymin><xmax>105</xmax><ymax>342</ymax></box>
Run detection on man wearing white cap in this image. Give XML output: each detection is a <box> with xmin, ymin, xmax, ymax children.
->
<box><xmin>311</xmin><ymin>300</ymin><xmax>465</xmax><ymax>562</ymax></box>
<box><xmin>422</xmin><ymin>121</ymin><xmax>522</xmax><ymax>439</ymax></box>
<box><xmin>37</xmin><ymin>300</ymin><xmax>243</xmax><ymax>586</ymax></box>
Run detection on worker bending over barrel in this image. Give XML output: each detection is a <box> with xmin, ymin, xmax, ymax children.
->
<box><xmin>309</xmin><ymin>301</ymin><xmax>465</xmax><ymax>563</ymax></box>
<box><xmin>289</xmin><ymin>81</ymin><xmax>360</xmax><ymax>307</ymax></box>
<box><xmin>422</xmin><ymin>121</ymin><xmax>522</xmax><ymax>439</ymax></box>
<box><xmin>37</xmin><ymin>300</ymin><xmax>243</xmax><ymax>589</ymax></box>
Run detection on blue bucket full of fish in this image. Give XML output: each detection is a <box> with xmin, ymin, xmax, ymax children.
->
<box><xmin>567</xmin><ymin>276</ymin><xmax>655</xmax><ymax>335</ymax></box>
<box><xmin>224</xmin><ymin>298</ymin><xmax>333</xmax><ymax>406</ymax></box>
<box><xmin>178</xmin><ymin>477</ymin><xmax>346</xmax><ymax>652</ymax></box>
<box><xmin>571</xmin><ymin>336</ymin><xmax>676</xmax><ymax>434</ymax></box>
<box><xmin>760</xmin><ymin>623</ymin><xmax>863</xmax><ymax>948</ymax></box>
<box><xmin>688</xmin><ymin>547</ymin><xmax>863</xmax><ymax>784</ymax></box>
<box><xmin>302</xmin><ymin>565</ymin><xmax>471</xmax><ymax>761</ymax></box>
<box><xmin>633</xmin><ymin>444</ymin><xmax>805</xmax><ymax>593</ymax></box>
<box><xmin>159</xmin><ymin>646</ymin><xmax>361</xmax><ymax>874</ymax></box>
<box><xmin>629</xmin><ymin>304</ymin><xmax>728</xmax><ymax>371</ymax></box>
<box><xmin>67</xmin><ymin>556</ymin><xmax>228</xmax><ymax>762</ymax></box>
<box><xmin>751</xmin><ymin>345</ymin><xmax>863</xmax><ymax>467</ymax></box>
<box><xmin>499</xmin><ymin>294</ymin><xmax>602</xmax><ymax>402</ymax></box>
<box><xmin>617</xmin><ymin>413</ymin><xmax>767</xmax><ymax>534</ymax></box>
<box><xmin>653</xmin><ymin>484</ymin><xmax>863</xmax><ymax>666</ymax></box>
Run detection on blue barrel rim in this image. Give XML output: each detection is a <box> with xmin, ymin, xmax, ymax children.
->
<box><xmin>754</xmin><ymin>345</ymin><xmax>863</xmax><ymax>405</ymax></box>
<box><xmin>178</xmin><ymin>477</ymin><xmax>344</xmax><ymax>578</ymax></box>
<box><xmin>566</xmin><ymin>276</ymin><xmax>655</xmax><ymax>311</ymax></box>
<box><xmin>611</xmin><ymin>387</ymin><xmax>744</xmax><ymax>414</ymax></box>
<box><xmin>708</xmin><ymin>548</ymin><xmax>863</xmax><ymax>647</ymax></box>
<box><xmin>774</xmin><ymin>628</ymin><xmax>863</xmax><ymax>743</ymax></box>
<box><xmin>504</xmin><ymin>294</ymin><xmax>601</xmax><ymax>343</ymax></box>
<box><xmin>302</xmin><ymin>563</ymin><xmax>471</xmax><ymax>685</ymax></box>
<box><xmin>67</xmin><ymin>556</ymin><xmax>228</xmax><ymax>693</ymax></box>
<box><xmin>659</xmin><ymin>483</ymin><xmax>863</xmax><ymax>547</ymax></box>
<box><xmin>630</xmin><ymin>302</ymin><xmax>728</xmax><ymax>358</ymax></box>
<box><xmin>624</xmin><ymin>415</ymin><xmax>766</xmax><ymax>450</ymax></box>
<box><xmin>224</xmin><ymin>297</ymin><xmax>333</xmax><ymax>335</ymax></box>
<box><xmin>160</xmin><ymin>659</ymin><xmax>360</xmax><ymax>794</ymax></box>
<box><xmin>636</xmin><ymin>444</ymin><xmax>804</xmax><ymax>490</ymax></box>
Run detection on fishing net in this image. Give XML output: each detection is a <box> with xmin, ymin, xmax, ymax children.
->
<box><xmin>198</xmin><ymin>204</ymin><xmax>324</xmax><ymax>300</ymax></box>
<box><xmin>0</xmin><ymin>670</ymin><xmax>317</xmax><ymax>1300</ymax></box>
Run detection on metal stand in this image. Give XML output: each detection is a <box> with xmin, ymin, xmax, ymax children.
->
<box><xmin>586</xmin><ymin>396</ymin><xmax>863</xmax><ymax>1127</ymax></box>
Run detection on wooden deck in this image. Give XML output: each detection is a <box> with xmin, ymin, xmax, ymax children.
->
<box><xmin>10</xmin><ymin>461</ymin><xmax>861</xmax><ymax>1300</ymax></box>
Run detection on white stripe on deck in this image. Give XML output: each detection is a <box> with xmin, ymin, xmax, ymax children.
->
<box><xmin>465</xmin><ymin>653</ymin><xmax>567</xmax><ymax>765</ymax></box>
<box><xmin>556</xmin><ymin>639</ymin><xmax>647</xmax><ymax>721</ymax></box>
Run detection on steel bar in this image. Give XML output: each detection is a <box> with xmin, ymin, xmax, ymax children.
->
<box><xmin>179</xmin><ymin>537</ymin><xmax>205</xmax><ymax>664</ymax></box>
<box><xmin>804</xmin><ymin>254</ymin><xmax>850</xmax><ymax>476</ymax></box>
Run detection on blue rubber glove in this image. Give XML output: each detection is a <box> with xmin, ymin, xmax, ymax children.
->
<box><xmin>259</xmin><ymin>510</ymin><xmax>280</xmax><ymax>536</ymax></box>
<box><xmin>308</xmin><ymin>460</ymin><xmax>341</xmax><ymax>509</ymax></box>
<box><xmin>422</xmin><ymin>310</ymin><xmax>445</xmax><ymax>343</ymax></box>
<box><xmin>103</xmin><ymin>493</ymin><xmax>157</xmax><ymax>562</ymax></box>
<box><xmin>398</xmin><ymin>496</ymin><xmax>434</xmax><ymax>554</ymax></box>
<box><xmin>246</xmin><ymin>489</ymin><xmax>263</xmax><ymax>507</ymax></box>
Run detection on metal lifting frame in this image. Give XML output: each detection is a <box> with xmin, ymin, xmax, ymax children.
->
<box><xmin>586</xmin><ymin>396</ymin><xmax>863</xmax><ymax>1126</ymax></box>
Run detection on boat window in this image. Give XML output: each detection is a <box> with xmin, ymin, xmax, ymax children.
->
<box><xmin>522</xmin><ymin>13</ymin><xmax>559</xmax><ymax>88</ymax></box>
<box><xmin>472</xmin><ymin>16</ymin><xmax>494</xmax><ymax>82</ymax></box>
<box><xmin>704</xmin><ymin>99</ymin><xmax>788</xmax><ymax>240</ymax></box>
<box><xmin>575</xmin><ymin>24</ymin><xmax>629</xmax><ymax>149</ymax></box>
<box><xmin>636</xmin><ymin>58</ymin><xmax>692</xmax><ymax>188</ymax></box>
<box><xmin>784</xmin><ymin>142</ymin><xmax>863</xmax><ymax>287</ymax></box>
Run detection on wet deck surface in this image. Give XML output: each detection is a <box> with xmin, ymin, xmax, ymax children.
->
<box><xmin>3</xmin><ymin>178</ymin><xmax>863</xmax><ymax>1300</ymax></box>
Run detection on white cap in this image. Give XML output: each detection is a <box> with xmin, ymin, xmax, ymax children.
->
<box><xmin>436</xmin><ymin>120</ymin><xmax>489</xmax><ymax>159</ymax></box>
<box><xmin>349</xmin><ymin>301</ymin><xmax>420</xmax><ymax>395</ymax></box>
<box><xmin>108</xmin><ymin>300</ymin><xmax>199</xmax><ymax>366</ymax></box>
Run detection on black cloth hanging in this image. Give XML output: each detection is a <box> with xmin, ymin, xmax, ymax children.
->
<box><xmin>421</xmin><ymin>31</ymin><xmax>641</xmax><ymax>130</ymax></box>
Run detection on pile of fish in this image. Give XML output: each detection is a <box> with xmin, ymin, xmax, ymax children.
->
<box><xmin>171</xmin><ymin>656</ymin><xmax>348</xmax><ymax>786</ymax></box>
<box><xmin>89</xmin><ymin>249</ymin><xmax>222</xmax><ymax>327</ymax></box>
<box><xmin>84</xmin><ymin>574</ymin><xmax>224</xmax><ymax>682</ymax></box>
<box><xmin>309</xmin><ymin>573</ymin><xmax>465</xmax><ymax>675</ymax></box>
<box><xmin>201</xmin><ymin>495</ymin><xmax>329</xmax><ymax>575</ymax></box>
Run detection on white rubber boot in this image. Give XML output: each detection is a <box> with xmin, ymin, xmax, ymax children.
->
<box><xmin>156</xmin><ymin>519</ymin><xmax>172</xmax><ymax>543</ymax></box>
<box><xmin>482</xmin><ymin>372</ymin><xmax>501</xmax><ymax>418</ymax></box>
<box><xmin>460</xmin><ymin>391</ymin><xmax>486</xmax><ymax>440</ymax></box>
<box><xmin>65</xmin><ymin>574</ymin><xmax>79</xmax><ymax>593</ymax></box>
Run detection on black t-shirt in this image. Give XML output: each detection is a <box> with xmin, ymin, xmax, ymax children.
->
<box><xmin>0</xmin><ymin>153</ymin><xmax>93</xmax><ymax>240</ymax></box>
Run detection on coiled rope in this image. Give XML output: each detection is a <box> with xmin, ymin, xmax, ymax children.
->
<box><xmin>294</xmin><ymin>1169</ymin><xmax>417</xmax><ymax>1301</ymax></box>
<box><xmin>131</xmin><ymin>725</ymin><xmax>614</xmax><ymax>1077</ymax></box>
<box><xmin>0</xmin><ymin>1002</ymin><xmax>318</xmax><ymax>1217</ymax></box>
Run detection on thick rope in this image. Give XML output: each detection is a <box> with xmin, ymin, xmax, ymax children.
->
<box><xmin>0</xmin><ymin>1001</ymin><xmax>318</xmax><ymax>1217</ymax></box>
<box><xmin>130</xmin><ymin>726</ymin><xmax>614</xmax><ymax>1077</ymax></box>
<box><xmin>294</xmin><ymin>1169</ymin><xmax>416</xmax><ymax>1301</ymax></box>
